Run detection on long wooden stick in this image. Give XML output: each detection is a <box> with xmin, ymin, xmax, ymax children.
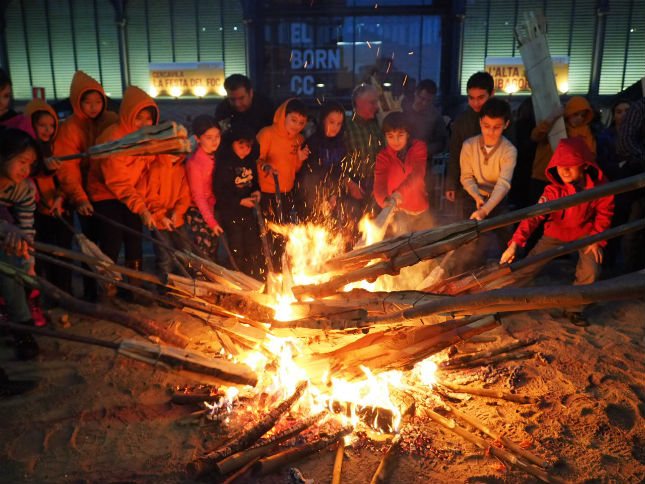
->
<box><xmin>255</xmin><ymin>426</ymin><xmax>352</xmax><ymax>476</ymax></box>
<box><xmin>445</xmin><ymin>404</ymin><xmax>550</xmax><ymax>468</ymax></box>
<box><xmin>441</xmin><ymin>338</ymin><xmax>538</xmax><ymax>368</ymax></box>
<box><xmin>331</xmin><ymin>438</ymin><xmax>345</xmax><ymax>484</ymax></box>
<box><xmin>365</xmin><ymin>270</ymin><xmax>645</xmax><ymax>324</ymax></box>
<box><xmin>436</xmin><ymin>381</ymin><xmax>538</xmax><ymax>404</ymax></box>
<box><xmin>368</xmin><ymin>404</ymin><xmax>414</xmax><ymax>484</ymax></box>
<box><xmin>0</xmin><ymin>260</ymin><xmax>188</xmax><ymax>347</ymax></box>
<box><xmin>423</xmin><ymin>407</ymin><xmax>568</xmax><ymax>484</ymax></box>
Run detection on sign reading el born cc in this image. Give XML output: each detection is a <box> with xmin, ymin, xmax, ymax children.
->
<box><xmin>289</xmin><ymin>22</ymin><xmax>341</xmax><ymax>95</ymax></box>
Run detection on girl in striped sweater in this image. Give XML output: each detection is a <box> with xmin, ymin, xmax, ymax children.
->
<box><xmin>0</xmin><ymin>128</ymin><xmax>40</xmax><ymax>359</ymax></box>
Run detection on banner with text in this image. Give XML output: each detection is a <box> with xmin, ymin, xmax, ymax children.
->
<box><xmin>149</xmin><ymin>62</ymin><xmax>225</xmax><ymax>98</ymax></box>
<box><xmin>485</xmin><ymin>56</ymin><xmax>570</xmax><ymax>94</ymax></box>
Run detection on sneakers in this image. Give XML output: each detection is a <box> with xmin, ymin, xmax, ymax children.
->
<box><xmin>0</xmin><ymin>369</ymin><xmax>38</xmax><ymax>398</ymax></box>
<box><xmin>27</xmin><ymin>290</ymin><xmax>47</xmax><ymax>327</ymax></box>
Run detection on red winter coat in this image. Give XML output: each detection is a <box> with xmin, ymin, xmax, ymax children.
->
<box><xmin>511</xmin><ymin>137</ymin><xmax>614</xmax><ymax>247</ymax></box>
<box><xmin>373</xmin><ymin>139</ymin><xmax>428</xmax><ymax>213</ymax></box>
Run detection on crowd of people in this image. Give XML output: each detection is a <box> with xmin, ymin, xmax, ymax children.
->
<box><xmin>1</xmin><ymin>67</ymin><xmax>644</xmax><ymax>395</ymax></box>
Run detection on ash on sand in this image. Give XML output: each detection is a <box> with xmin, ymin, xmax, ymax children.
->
<box><xmin>1</xmin><ymin>269</ymin><xmax>643</xmax><ymax>483</ymax></box>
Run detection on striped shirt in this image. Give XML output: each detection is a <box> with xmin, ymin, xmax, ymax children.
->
<box><xmin>0</xmin><ymin>178</ymin><xmax>37</xmax><ymax>241</ymax></box>
<box><xmin>343</xmin><ymin>114</ymin><xmax>385</xmax><ymax>191</ymax></box>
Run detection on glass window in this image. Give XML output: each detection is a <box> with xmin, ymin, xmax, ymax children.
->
<box><xmin>263</xmin><ymin>15</ymin><xmax>441</xmax><ymax>103</ymax></box>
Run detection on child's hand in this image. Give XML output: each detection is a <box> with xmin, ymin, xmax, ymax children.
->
<box><xmin>212</xmin><ymin>224</ymin><xmax>224</xmax><ymax>236</ymax></box>
<box><xmin>584</xmin><ymin>243</ymin><xmax>603</xmax><ymax>263</ymax></box>
<box><xmin>346</xmin><ymin>179</ymin><xmax>365</xmax><ymax>200</ymax></box>
<box><xmin>170</xmin><ymin>211</ymin><xmax>182</xmax><ymax>228</ymax></box>
<box><xmin>140</xmin><ymin>210</ymin><xmax>155</xmax><ymax>230</ymax></box>
<box><xmin>44</xmin><ymin>157</ymin><xmax>62</xmax><ymax>171</ymax></box>
<box><xmin>251</xmin><ymin>191</ymin><xmax>261</xmax><ymax>203</ymax></box>
<box><xmin>475</xmin><ymin>197</ymin><xmax>486</xmax><ymax>209</ymax></box>
<box><xmin>159</xmin><ymin>216</ymin><xmax>174</xmax><ymax>231</ymax></box>
<box><xmin>298</xmin><ymin>145</ymin><xmax>311</xmax><ymax>162</ymax></box>
<box><xmin>500</xmin><ymin>242</ymin><xmax>518</xmax><ymax>264</ymax></box>
<box><xmin>262</xmin><ymin>164</ymin><xmax>278</xmax><ymax>176</ymax></box>
<box><xmin>445</xmin><ymin>190</ymin><xmax>455</xmax><ymax>202</ymax></box>
<box><xmin>240</xmin><ymin>197</ymin><xmax>255</xmax><ymax>208</ymax></box>
<box><xmin>76</xmin><ymin>201</ymin><xmax>94</xmax><ymax>216</ymax></box>
<box><xmin>50</xmin><ymin>196</ymin><xmax>65</xmax><ymax>216</ymax></box>
<box><xmin>2</xmin><ymin>231</ymin><xmax>31</xmax><ymax>259</ymax></box>
<box><xmin>469</xmin><ymin>208</ymin><xmax>488</xmax><ymax>221</ymax></box>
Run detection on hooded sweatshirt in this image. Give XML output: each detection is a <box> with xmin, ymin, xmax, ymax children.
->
<box><xmin>511</xmin><ymin>137</ymin><xmax>614</xmax><ymax>248</ymax></box>
<box><xmin>146</xmin><ymin>154</ymin><xmax>191</xmax><ymax>229</ymax></box>
<box><xmin>374</xmin><ymin>139</ymin><xmax>429</xmax><ymax>213</ymax></box>
<box><xmin>256</xmin><ymin>99</ymin><xmax>305</xmax><ymax>193</ymax></box>
<box><xmin>86</xmin><ymin>86</ymin><xmax>159</xmax><ymax>216</ymax></box>
<box><xmin>213</xmin><ymin>136</ymin><xmax>260</xmax><ymax>217</ymax></box>
<box><xmin>25</xmin><ymin>99</ymin><xmax>60</xmax><ymax>215</ymax></box>
<box><xmin>531</xmin><ymin>96</ymin><xmax>596</xmax><ymax>182</ymax></box>
<box><xmin>53</xmin><ymin>71</ymin><xmax>118</xmax><ymax>206</ymax></box>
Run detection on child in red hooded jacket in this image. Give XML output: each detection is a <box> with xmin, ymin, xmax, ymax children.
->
<box><xmin>500</xmin><ymin>137</ymin><xmax>614</xmax><ymax>326</ymax></box>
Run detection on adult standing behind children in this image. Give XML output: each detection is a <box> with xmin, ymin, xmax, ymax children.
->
<box><xmin>343</xmin><ymin>83</ymin><xmax>385</xmax><ymax>220</ymax></box>
<box><xmin>373</xmin><ymin>112</ymin><xmax>433</xmax><ymax>235</ymax></box>
<box><xmin>500</xmin><ymin>137</ymin><xmax>614</xmax><ymax>326</ymax></box>
<box><xmin>185</xmin><ymin>115</ymin><xmax>224</xmax><ymax>263</ymax></box>
<box><xmin>401</xmin><ymin>79</ymin><xmax>448</xmax><ymax>158</ymax></box>
<box><xmin>215</xmin><ymin>74</ymin><xmax>274</xmax><ymax>134</ymax></box>
<box><xmin>257</xmin><ymin>98</ymin><xmax>309</xmax><ymax>270</ymax></box>
<box><xmin>213</xmin><ymin>124</ymin><xmax>264</xmax><ymax>279</ymax></box>
<box><xmin>446</xmin><ymin>72</ymin><xmax>512</xmax><ymax>219</ymax></box>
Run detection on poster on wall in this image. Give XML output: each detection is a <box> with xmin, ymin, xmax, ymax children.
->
<box><xmin>149</xmin><ymin>62</ymin><xmax>225</xmax><ymax>98</ymax></box>
<box><xmin>485</xmin><ymin>56</ymin><xmax>569</xmax><ymax>94</ymax></box>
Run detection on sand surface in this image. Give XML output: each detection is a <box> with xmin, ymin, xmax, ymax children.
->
<box><xmin>1</xmin><ymin>267</ymin><xmax>643</xmax><ymax>484</ymax></box>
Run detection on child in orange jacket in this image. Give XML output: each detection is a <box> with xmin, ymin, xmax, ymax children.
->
<box><xmin>53</xmin><ymin>71</ymin><xmax>117</xmax><ymax>301</ymax></box>
<box><xmin>146</xmin><ymin>152</ymin><xmax>192</xmax><ymax>285</ymax></box>
<box><xmin>86</xmin><ymin>85</ymin><xmax>169</xmax><ymax>288</ymax></box>
<box><xmin>25</xmin><ymin>99</ymin><xmax>74</xmax><ymax>297</ymax></box>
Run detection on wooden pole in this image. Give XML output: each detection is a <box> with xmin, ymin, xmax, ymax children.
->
<box><xmin>331</xmin><ymin>438</ymin><xmax>345</xmax><ymax>484</ymax></box>
<box><xmin>441</xmin><ymin>338</ymin><xmax>538</xmax><ymax>368</ymax></box>
<box><xmin>366</xmin><ymin>271</ymin><xmax>645</xmax><ymax>324</ymax></box>
<box><xmin>0</xmin><ymin>260</ymin><xmax>188</xmax><ymax>348</ymax></box>
<box><xmin>436</xmin><ymin>381</ymin><xmax>538</xmax><ymax>404</ymax></box>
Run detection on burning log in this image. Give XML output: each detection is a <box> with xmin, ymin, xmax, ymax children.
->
<box><xmin>295</xmin><ymin>174</ymin><xmax>645</xmax><ymax>298</ymax></box>
<box><xmin>444</xmin><ymin>349</ymin><xmax>535</xmax><ymax>369</ymax></box>
<box><xmin>269</xmin><ymin>309</ymin><xmax>369</xmax><ymax>331</ymax></box>
<box><xmin>0</xmin><ymin>321</ymin><xmax>257</xmax><ymax>386</ymax></box>
<box><xmin>423</xmin><ymin>407</ymin><xmax>567</xmax><ymax>484</ymax></box>
<box><xmin>301</xmin><ymin>315</ymin><xmax>499</xmax><ymax>381</ymax></box>
<box><xmin>427</xmin><ymin>219</ymin><xmax>645</xmax><ymax>295</ymax></box>
<box><xmin>254</xmin><ymin>426</ymin><xmax>352</xmax><ymax>476</ymax></box>
<box><xmin>436</xmin><ymin>381</ymin><xmax>538</xmax><ymax>404</ymax></box>
<box><xmin>366</xmin><ymin>270</ymin><xmax>645</xmax><ymax>325</ymax></box>
<box><xmin>368</xmin><ymin>403</ymin><xmax>415</xmax><ymax>484</ymax></box>
<box><xmin>190</xmin><ymin>381</ymin><xmax>308</xmax><ymax>477</ymax></box>
<box><xmin>445</xmin><ymin>404</ymin><xmax>550</xmax><ymax>468</ymax></box>
<box><xmin>441</xmin><ymin>338</ymin><xmax>538</xmax><ymax>369</ymax></box>
<box><xmin>0</xmin><ymin>260</ymin><xmax>187</xmax><ymax>347</ymax></box>
<box><xmin>176</xmin><ymin>249</ymin><xmax>264</xmax><ymax>292</ymax></box>
<box><xmin>215</xmin><ymin>412</ymin><xmax>325</xmax><ymax>476</ymax></box>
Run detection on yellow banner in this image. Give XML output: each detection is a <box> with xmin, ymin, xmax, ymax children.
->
<box><xmin>485</xmin><ymin>57</ymin><xmax>569</xmax><ymax>94</ymax></box>
<box><xmin>149</xmin><ymin>62</ymin><xmax>225</xmax><ymax>98</ymax></box>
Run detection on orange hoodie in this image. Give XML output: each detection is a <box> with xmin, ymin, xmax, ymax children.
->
<box><xmin>146</xmin><ymin>155</ymin><xmax>192</xmax><ymax>228</ymax></box>
<box><xmin>53</xmin><ymin>71</ymin><xmax>118</xmax><ymax>206</ymax></box>
<box><xmin>86</xmin><ymin>85</ymin><xmax>160</xmax><ymax>216</ymax></box>
<box><xmin>256</xmin><ymin>99</ymin><xmax>305</xmax><ymax>193</ymax></box>
<box><xmin>25</xmin><ymin>100</ymin><xmax>60</xmax><ymax>215</ymax></box>
<box><xmin>531</xmin><ymin>96</ymin><xmax>597</xmax><ymax>182</ymax></box>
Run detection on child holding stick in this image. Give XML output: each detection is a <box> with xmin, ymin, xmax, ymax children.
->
<box><xmin>0</xmin><ymin>128</ymin><xmax>41</xmax><ymax>358</ymax></box>
<box><xmin>500</xmin><ymin>137</ymin><xmax>614</xmax><ymax>326</ymax></box>
<box><xmin>373</xmin><ymin>111</ymin><xmax>433</xmax><ymax>235</ymax></box>
<box><xmin>213</xmin><ymin>124</ymin><xmax>263</xmax><ymax>279</ymax></box>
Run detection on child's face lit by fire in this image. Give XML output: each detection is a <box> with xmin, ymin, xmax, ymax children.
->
<box><xmin>557</xmin><ymin>164</ymin><xmax>585</xmax><ymax>185</ymax></box>
<box><xmin>566</xmin><ymin>110</ymin><xmax>588</xmax><ymax>129</ymax></box>
<box><xmin>1</xmin><ymin>147</ymin><xmax>37</xmax><ymax>185</ymax></box>
<box><xmin>324</xmin><ymin>111</ymin><xmax>344</xmax><ymax>138</ymax></box>
<box><xmin>80</xmin><ymin>90</ymin><xmax>104</xmax><ymax>119</ymax></box>
<box><xmin>479</xmin><ymin>115</ymin><xmax>509</xmax><ymax>147</ymax></box>
<box><xmin>284</xmin><ymin>112</ymin><xmax>307</xmax><ymax>138</ymax></box>
<box><xmin>0</xmin><ymin>85</ymin><xmax>11</xmax><ymax>116</ymax></box>
<box><xmin>385</xmin><ymin>129</ymin><xmax>409</xmax><ymax>153</ymax></box>
<box><xmin>197</xmin><ymin>127</ymin><xmax>221</xmax><ymax>155</ymax></box>
<box><xmin>232</xmin><ymin>139</ymin><xmax>252</xmax><ymax>159</ymax></box>
<box><xmin>34</xmin><ymin>113</ymin><xmax>56</xmax><ymax>143</ymax></box>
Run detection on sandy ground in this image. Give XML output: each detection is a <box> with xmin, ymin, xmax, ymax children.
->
<box><xmin>1</xmin><ymin>262</ymin><xmax>644</xmax><ymax>484</ymax></box>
